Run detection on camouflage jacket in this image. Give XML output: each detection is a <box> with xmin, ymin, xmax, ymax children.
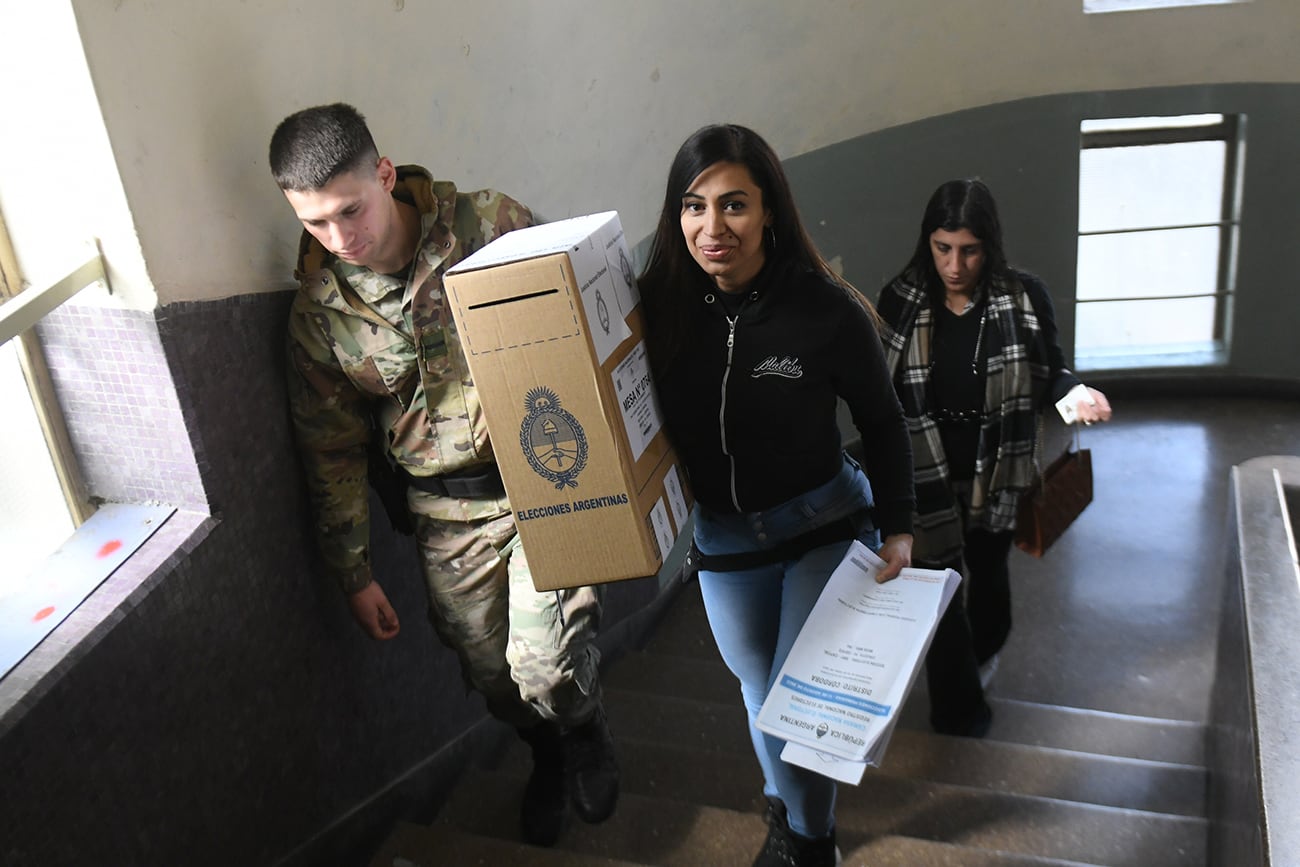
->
<box><xmin>286</xmin><ymin>165</ymin><xmax>535</xmax><ymax>592</ymax></box>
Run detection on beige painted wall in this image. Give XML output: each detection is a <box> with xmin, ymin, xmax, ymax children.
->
<box><xmin>42</xmin><ymin>0</ymin><xmax>1300</xmax><ymax>303</ymax></box>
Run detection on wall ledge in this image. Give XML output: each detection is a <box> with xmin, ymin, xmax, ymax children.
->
<box><xmin>0</xmin><ymin>508</ymin><xmax>216</xmax><ymax>740</ymax></box>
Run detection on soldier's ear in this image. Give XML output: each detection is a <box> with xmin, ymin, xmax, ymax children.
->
<box><xmin>376</xmin><ymin>157</ymin><xmax>397</xmax><ymax>193</ymax></box>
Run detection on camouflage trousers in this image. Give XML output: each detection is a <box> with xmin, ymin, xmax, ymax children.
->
<box><xmin>407</xmin><ymin>488</ymin><xmax>604</xmax><ymax>730</ymax></box>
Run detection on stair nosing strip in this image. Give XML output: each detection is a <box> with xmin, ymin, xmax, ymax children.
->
<box><xmin>916</xmin><ymin>731</ymin><xmax>1208</xmax><ymax>771</ymax></box>
<box><xmin>834</xmin><ymin>775</ymin><xmax>1214</xmax><ymax>824</ymax></box>
<box><xmin>990</xmin><ymin>696</ymin><xmax>1205</xmax><ymax>728</ymax></box>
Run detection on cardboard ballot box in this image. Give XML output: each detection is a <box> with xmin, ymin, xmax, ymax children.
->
<box><xmin>443</xmin><ymin>211</ymin><xmax>691</xmax><ymax>590</ymax></box>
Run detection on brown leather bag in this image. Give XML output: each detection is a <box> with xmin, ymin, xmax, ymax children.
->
<box><xmin>1015</xmin><ymin>439</ymin><xmax>1093</xmax><ymax>558</ymax></box>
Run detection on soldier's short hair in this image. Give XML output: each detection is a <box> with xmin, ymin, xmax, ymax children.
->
<box><xmin>269</xmin><ymin>103</ymin><xmax>379</xmax><ymax>192</ymax></box>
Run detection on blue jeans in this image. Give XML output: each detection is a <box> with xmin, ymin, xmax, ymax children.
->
<box><xmin>693</xmin><ymin>457</ymin><xmax>880</xmax><ymax>838</ymax></box>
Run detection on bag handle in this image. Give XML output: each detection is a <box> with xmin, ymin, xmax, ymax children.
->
<box><xmin>1030</xmin><ymin>413</ymin><xmax>1045</xmax><ymax>497</ymax></box>
<box><xmin>1030</xmin><ymin>412</ymin><xmax>1083</xmax><ymax>497</ymax></box>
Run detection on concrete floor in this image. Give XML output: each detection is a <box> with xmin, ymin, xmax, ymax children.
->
<box><xmin>988</xmin><ymin>396</ymin><xmax>1300</xmax><ymax>722</ymax></box>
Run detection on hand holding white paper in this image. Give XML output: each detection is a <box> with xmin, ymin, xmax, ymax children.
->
<box><xmin>754</xmin><ymin>541</ymin><xmax>961</xmax><ymax>782</ymax></box>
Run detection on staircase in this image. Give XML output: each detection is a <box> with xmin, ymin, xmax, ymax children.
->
<box><xmin>367</xmin><ymin>577</ymin><xmax>1208</xmax><ymax>866</ymax></box>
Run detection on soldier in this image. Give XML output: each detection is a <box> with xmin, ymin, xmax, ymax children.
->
<box><xmin>269</xmin><ymin>103</ymin><xmax>618</xmax><ymax>847</ymax></box>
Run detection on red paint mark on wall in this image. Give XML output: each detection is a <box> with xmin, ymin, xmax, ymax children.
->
<box><xmin>34</xmin><ymin>606</ymin><xmax>56</xmax><ymax>622</ymax></box>
<box><xmin>98</xmin><ymin>540</ymin><xmax>123</xmax><ymax>558</ymax></box>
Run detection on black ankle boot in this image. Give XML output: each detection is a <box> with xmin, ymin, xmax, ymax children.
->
<box><xmin>753</xmin><ymin>798</ymin><xmax>840</xmax><ymax>867</ymax></box>
<box><xmin>563</xmin><ymin>707</ymin><xmax>619</xmax><ymax>823</ymax></box>
<box><xmin>517</xmin><ymin>723</ymin><xmax>567</xmax><ymax>846</ymax></box>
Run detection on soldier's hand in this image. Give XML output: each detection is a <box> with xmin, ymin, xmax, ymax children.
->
<box><xmin>347</xmin><ymin>581</ymin><xmax>401</xmax><ymax>640</ymax></box>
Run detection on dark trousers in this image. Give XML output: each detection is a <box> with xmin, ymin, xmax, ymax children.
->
<box><xmin>963</xmin><ymin>527</ymin><xmax>1015</xmax><ymax>662</ymax></box>
<box><xmin>923</xmin><ymin>522</ymin><xmax>1015</xmax><ymax>735</ymax></box>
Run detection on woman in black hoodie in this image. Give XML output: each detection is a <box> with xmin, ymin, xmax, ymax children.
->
<box><xmin>638</xmin><ymin>124</ymin><xmax>915</xmax><ymax>867</ymax></box>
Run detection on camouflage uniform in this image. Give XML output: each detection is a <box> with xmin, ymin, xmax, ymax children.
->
<box><xmin>286</xmin><ymin>165</ymin><xmax>602</xmax><ymax>729</ymax></box>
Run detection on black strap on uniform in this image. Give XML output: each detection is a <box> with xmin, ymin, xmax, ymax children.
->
<box><xmin>683</xmin><ymin>508</ymin><xmax>872</xmax><ymax>577</ymax></box>
<box><xmin>403</xmin><ymin>463</ymin><xmax>506</xmax><ymax>499</ymax></box>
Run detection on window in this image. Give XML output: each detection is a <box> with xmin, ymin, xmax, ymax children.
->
<box><xmin>1074</xmin><ymin>113</ymin><xmax>1243</xmax><ymax>365</ymax></box>
<box><xmin>0</xmin><ymin>212</ymin><xmax>95</xmax><ymax>594</ymax></box>
<box><xmin>1084</xmin><ymin>0</ymin><xmax>1250</xmax><ymax>13</ymax></box>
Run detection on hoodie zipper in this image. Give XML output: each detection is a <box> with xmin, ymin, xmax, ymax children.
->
<box><xmin>718</xmin><ymin>306</ymin><xmax>746</xmax><ymax>512</ymax></box>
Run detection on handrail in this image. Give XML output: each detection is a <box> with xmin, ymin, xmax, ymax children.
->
<box><xmin>0</xmin><ymin>254</ymin><xmax>107</xmax><ymax>347</ymax></box>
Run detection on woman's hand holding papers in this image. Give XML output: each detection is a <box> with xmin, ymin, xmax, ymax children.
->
<box><xmin>875</xmin><ymin>533</ymin><xmax>914</xmax><ymax>583</ymax></box>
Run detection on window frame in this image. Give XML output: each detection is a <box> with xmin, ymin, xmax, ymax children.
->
<box><xmin>1075</xmin><ymin>113</ymin><xmax>1244</xmax><ymax>360</ymax></box>
<box><xmin>0</xmin><ymin>211</ymin><xmax>96</xmax><ymax>527</ymax></box>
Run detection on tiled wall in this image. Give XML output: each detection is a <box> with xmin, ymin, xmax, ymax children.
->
<box><xmin>36</xmin><ymin>304</ymin><xmax>207</xmax><ymax>509</ymax></box>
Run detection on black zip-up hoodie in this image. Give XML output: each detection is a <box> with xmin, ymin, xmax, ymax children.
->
<box><xmin>654</xmin><ymin>260</ymin><xmax>915</xmax><ymax>538</ymax></box>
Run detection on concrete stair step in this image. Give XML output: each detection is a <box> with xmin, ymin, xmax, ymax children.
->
<box><xmin>439</xmin><ymin>769</ymin><xmax>1201</xmax><ymax>867</ymax></box>
<box><xmin>616</xmin><ymin>621</ymin><xmax>1206</xmax><ymax>767</ymax></box>
<box><xmin>834</xmin><ymin>776</ymin><xmax>1206</xmax><ymax>867</ymax></box>
<box><xmin>491</xmin><ymin>723</ymin><xmax>766</xmax><ymax>814</ymax></box>
<box><xmin>495</xmin><ymin>721</ymin><xmax>1206</xmax><ymax>828</ymax></box>
<box><xmin>602</xmin><ymin>647</ymin><xmax>737</xmax><ymax>704</ymax></box>
<box><xmin>636</xmin><ymin>584</ymin><xmax>718</xmax><ymax>663</ymax></box>
<box><xmin>439</xmin><ymin>772</ymin><xmax>764</xmax><ymax>867</ymax></box>
<box><xmin>596</xmin><ymin>686</ymin><xmax>1205</xmax><ymax>817</ymax></box>
<box><xmin>878</xmin><ymin>727</ymin><xmax>1205</xmax><ymax>818</ymax></box>
<box><xmin>383</xmin><ymin>817</ymin><xmax>1102</xmax><ymax>867</ymax></box>
<box><xmin>367</xmin><ymin>578</ymin><xmax>1211</xmax><ymax>865</ymax></box>
<box><xmin>489</xmin><ymin>728</ymin><xmax>1206</xmax><ymax>865</ymax></box>
<box><xmin>843</xmin><ymin>835</ymin><xmax>1099</xmax><ymax>866</ymax></box>
<box><xmin>367</xmin><ymin>821</ymin><xmax>644</xmax><ymax>866</ymax></box>
<box><xmin>973</xmin><ymin>698</ymin><xmax>1204</xmax><ymax>768</ymax></box>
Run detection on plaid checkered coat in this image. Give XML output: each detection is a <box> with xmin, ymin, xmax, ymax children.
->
<box><xmin>877</xmin><ymin>269</ymin><xmax>1078</xmax><ymax>565</ymax></box>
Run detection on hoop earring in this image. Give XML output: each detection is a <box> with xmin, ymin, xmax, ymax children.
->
<box><xmin>767</xmin><ymin>225</ymin><xmax>777</xmax><ymax>249</ymax></box>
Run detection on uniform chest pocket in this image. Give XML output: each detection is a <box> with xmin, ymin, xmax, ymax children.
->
<box><xmin>341</xmin><ymin>355</ymin><xmax>415</xmax><ymax>401</ymax></box>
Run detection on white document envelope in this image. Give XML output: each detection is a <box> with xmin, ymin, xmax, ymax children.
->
<box><xmin>755</xmin><ymin>541</ymin><xmax>960</xmax><ymax>776</ymax></box>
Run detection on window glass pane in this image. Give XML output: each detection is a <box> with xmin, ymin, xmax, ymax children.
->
<box><xmin>1085</xmin><ymin>0</ymin><xmax>1247</xmax><ymax>13</ymax></box>
<box><xmin>1079</xmin><ymin>140</ymin><xmax>1225</xmax><ymax>232</ymax></box>
<box><xmin>0</xmin><ymin>340</ymin><xmax>73</xmax><ymax>595</ymax></box>
<box><xmin>1076</xmin><ymin>226</ymin><xmax>1220</xmax><ymax>301</ymax></box>
<box><xmin>1081</xmin><ymin>114</ymin><xmax>1222</xmax><ymax>134</ymax></box>
<box><xmin>1075</xmin><ymin>297</ymin><xmax>1217</xmax><ymax>352</ymax></box>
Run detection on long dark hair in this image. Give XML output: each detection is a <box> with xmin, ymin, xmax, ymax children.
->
<box><xmin>900</xmin><ymin>178</ymin><xmax>1010</xmax><ymax>309</ymax></box>
<box><xmin>639</xmin><ymin>124</ymin><xmax>870</xmax><ymax>374</ymax></box>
